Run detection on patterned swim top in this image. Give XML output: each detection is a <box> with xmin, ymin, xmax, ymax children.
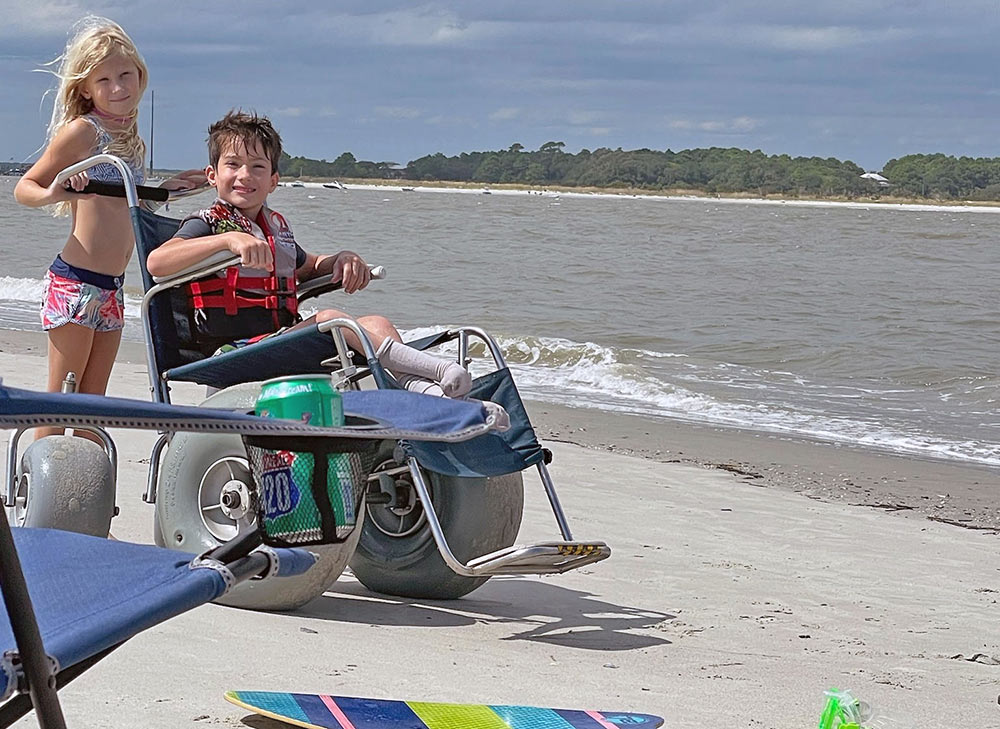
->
<box><xmin>80</xmin><ymin>114</ymin><xmax>145</xmax><ymax>185</ymax></box>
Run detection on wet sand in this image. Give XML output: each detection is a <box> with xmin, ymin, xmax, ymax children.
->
<box><xmin>529</xmin><ymin>402</ymin><xmax>999</xmax><ymax>533</ymax></box>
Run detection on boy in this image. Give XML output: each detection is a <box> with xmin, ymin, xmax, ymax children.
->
<box><xmin>146</xmin><ymin>110</ymin><xmax>471</xmax><ymax>398</ymax></box>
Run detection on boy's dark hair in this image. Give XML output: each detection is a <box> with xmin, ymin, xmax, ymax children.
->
<box><xmin>208</xmin><ymin>110</ymin><xmax>282</xmax><ymax>174</ymax></box>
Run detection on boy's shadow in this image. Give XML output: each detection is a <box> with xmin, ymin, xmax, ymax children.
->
<box><xmin>293</xmin><ymin>575</ymin><xmax>673</xmax><ymax>652</ymax></box>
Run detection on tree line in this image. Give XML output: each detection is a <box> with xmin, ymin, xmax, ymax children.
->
<box><xmin>272</xmin><ymin>147</ymin><xmax>1000</xmax><ymax>202</ymax></box>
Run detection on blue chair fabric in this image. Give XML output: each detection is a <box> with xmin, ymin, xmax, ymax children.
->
<box><xmin>367</xmin><ymin>359</ymin><xmax>546</xmax><ymax>478</ymax></box>
<box><xmin>0</xmin><ymin>529</ymin><xmax>311</xmax><ymax>701</ymax></box>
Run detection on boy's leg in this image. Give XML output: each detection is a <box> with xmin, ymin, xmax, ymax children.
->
<box><xmin>374</xmin><ymin>339</ymin><xmax>471</xmax><ymax>397</ymax></box>
<box><xmin>313</xmin><ymin>309</ymin><xmax>393</xmax><ymax>351</ymax></box>
<box><xmin>313</xmin><ymin>310</ymin><xmax>471</xmax><ymax>397</ymax></box>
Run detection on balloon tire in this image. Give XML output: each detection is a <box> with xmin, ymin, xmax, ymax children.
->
<box><xmin>154</xmin><ymin>382</ymin><xmax>360</xmax><ymax>611</ymax></box>
<box><xmin>349</xmin><ymin>439</ymin><xmax>524</xmax><ymax>600</ymax></box>
<box><xmin>15</xmin><ymin>435</ymin><xmax>115</xmax><ymax>537</ymax></box>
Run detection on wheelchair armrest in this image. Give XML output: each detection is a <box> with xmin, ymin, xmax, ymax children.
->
<box><xmin>404</xmin><ymin>326</ymin><xmax>510</xmax><ymax>370</ymax></box>
<box><xmin>298</xmin><ymin>265</ymin><xmax>386</xmax><ymax>304</ymax></box>
<box><xmin>151</xmin><ymin>251</ymin><xmax>241</xmax><ymax>286</ymax></box>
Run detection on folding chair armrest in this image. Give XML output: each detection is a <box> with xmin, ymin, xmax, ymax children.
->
<box><xmin>404</xmin><ymin>326</ymin><xmax>510</xmax><ymax>370</ymax></box>
<box><xmin>151</xmin><ymin>251</ymin><xmax>241</xmax><ymax>286</ymax></box>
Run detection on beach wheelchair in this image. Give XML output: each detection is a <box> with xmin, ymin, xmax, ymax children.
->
<box><xmin>0</xmin><ymin>378</ymin><xmax>500</xmax><ymax>729</ymax></box>
<box><xmin>6</xmin><ymin>155</ymin><xmax>610</xmax><ymax>611</ymax></box>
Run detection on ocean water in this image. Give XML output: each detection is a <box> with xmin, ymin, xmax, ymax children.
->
<box><xmin>1</xmin><ymin>177</ymin><xmax>998</xmax><ymax>468</ymax></box>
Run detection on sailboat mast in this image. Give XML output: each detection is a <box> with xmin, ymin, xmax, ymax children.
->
<box><xmin>148</xmin><ymin>89</ymin><xmax>154</xmax><ymax>173</ymax></box>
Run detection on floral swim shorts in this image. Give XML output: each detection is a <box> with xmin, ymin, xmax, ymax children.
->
<box><xmin>41</xmin><ymin>257</ymin><xmax>125</xmax><ymax>332</ymax></box>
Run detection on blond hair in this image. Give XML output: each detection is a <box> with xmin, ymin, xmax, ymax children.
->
<box><xmin>45</xmin><ymin>16</ymin><xmax>148</xmax><ymax>215</ymax></box>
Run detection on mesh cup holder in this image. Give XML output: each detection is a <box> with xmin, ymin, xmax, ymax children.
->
<box><xmin>242</xmin><ymin>434</ymin><xmax>377</xmax><ymax>547</ymax></box>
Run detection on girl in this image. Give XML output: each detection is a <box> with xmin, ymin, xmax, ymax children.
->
<box><xmin>14</xmin><ymin>17</ymin><xmax>202</xmax><ymax>435</ymax></box>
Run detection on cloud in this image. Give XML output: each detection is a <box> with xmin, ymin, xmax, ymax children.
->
<box><xmin>0</xmin><ymin>2</ymin><xmax>91</xmax><ymax>39</ymax></box>
<box><xmin>4</xmin><ymin>1</ymin><xmax>1000</xmax><ymax>171</ymax></box>
<box><xmin>669</xmin><ymin>117</ymin><xmax>760</xmax><ymax>134</ymax></box>
<box><xmin>274</xmin><ymin>107</ymin><xmax>308</xmax><ymax>118</ymax></box>
<box><xmin>566</xmin><ymin>110</ymin><xmax>605</xmax><ymax>126</ymax></box>
<box><xmin>297</xmin><ymin>6</ymin><xmax>484</xmax><ymax>48</ymax></box>
<box><xmin>748</xmin><ymin>24</ymin><xmax>911</xmax><ymax>52</ymax></box>
<box><xmin>373</xmin><ymin>106</ymin><xmax>423</xmax><ymax>120</ymax></box>
<box><xmin>489</xmin><ymin>107</ymin><xmax>521</xmax><ymax>121</ymax></box>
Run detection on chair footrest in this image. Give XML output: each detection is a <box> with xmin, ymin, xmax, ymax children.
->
<box><xmin>465</xmin><ymin>541</ymin><xmax>610</xmax><ymax>576</ymax></box>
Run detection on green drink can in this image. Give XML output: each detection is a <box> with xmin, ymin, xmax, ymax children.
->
<box><xmin>254</xmin><ymin>374</ymin><xmax>343</xmax><ymax>426</ymax></box>
<box><xmin>253</xmin><ymin>375</ymin><xmax>353</xmax><ymax>544</ymax></box>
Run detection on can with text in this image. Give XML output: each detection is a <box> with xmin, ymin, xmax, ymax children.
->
<box><xmin>253</xmin><ymin>375</ymin><xmax>353</xmax><ymax>543</ymax></box>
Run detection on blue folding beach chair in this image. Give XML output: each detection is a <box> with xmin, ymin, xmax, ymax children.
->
<box><xmin>0</xmin><ymin>382</ymin><xmax>496</xmax><ymax>729</ymax></box>
<box><xmin>7</xmin><ymin>155</ymin><xmax>609</xmax><ymax>610</ymax></box>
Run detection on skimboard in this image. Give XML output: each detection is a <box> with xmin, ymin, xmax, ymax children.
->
<box><xmin>225</xmin><ymin>691</ymin><xmax>664</xmax><ymax>729</ymax></box>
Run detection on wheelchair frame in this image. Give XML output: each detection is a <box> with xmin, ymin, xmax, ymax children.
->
<box><xmin>7</xmin><ymin>153</ymin><xmax>610</xmax><ymax>588</ymax></box>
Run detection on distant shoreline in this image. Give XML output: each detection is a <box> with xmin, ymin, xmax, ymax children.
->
<box><xmin>267</xmin><ymin>177</ymin><xmax>1000</xmax><ymax>214</ymax></box>
<box><xmin>7</xmin><ymin>169</ymin><xmax>997</xmax><ymax>212</ymax></box>
<box><xmin>71</xmin><ymin>169</ymin><xmax>996</xmax><ymax>210</ymax></box>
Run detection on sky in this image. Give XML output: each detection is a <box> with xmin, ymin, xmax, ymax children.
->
<box><xmin>2</xmin><ymin>1</ymin><xmax>999</xmax><ymax>172</ymax></box>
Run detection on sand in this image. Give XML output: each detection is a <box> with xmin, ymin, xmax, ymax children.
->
<box><xmin>0</xmin><ymin>331</ymin><xmax>996</xmax><ymax>728</ymax></box>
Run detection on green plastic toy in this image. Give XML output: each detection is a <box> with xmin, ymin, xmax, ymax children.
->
<box><xmin>817</xmin><ymin>688</ymin><xmax>867</xmax><ymax>729</ymax></box>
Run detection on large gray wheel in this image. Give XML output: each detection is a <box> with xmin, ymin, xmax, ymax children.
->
<box><xmin>349</xmin><ymin>440</ymin><xmax>523</xmax><ymax>599</ymax></box>
<box><xmin>12</xmin><ymin>435</ymin><xmax>115</xmax><ymax>537</ymax></box>
<box><xmin>155</xmin><ymin>383</ymin><xmax>361</xmax><ymax>611</ymax></box>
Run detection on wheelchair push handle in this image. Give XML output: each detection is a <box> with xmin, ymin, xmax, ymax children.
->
<box><xmin>297</xmin><ymin>265</ymin><xmax>385</xmax><ymax>303</ymax></box>
<box><xmin>72</xmin><ymin>180</ymin><xmax>168</xmax><ymax>203</ymax></box>
<box><xmin>54</xmin><ymin>154</ymin><xmax>208</xmax><ymax>205</ymax></box>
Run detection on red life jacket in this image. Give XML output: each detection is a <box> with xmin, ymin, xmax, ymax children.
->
<box><xmin>186</xmin><ymin>204</ymin><xmax>299</xmax><ymax>332</ymax></box>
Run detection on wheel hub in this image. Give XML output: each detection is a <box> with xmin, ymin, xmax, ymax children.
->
<box><xmin>197</xmin><ymin>455</ymin><xmax>256</xmax><ymax>542</ymax></box>
<box><xmin>12</xmin><ymin>472</ymin><xmax>28</xmax><ymax>526</ymax></box>
<box><xmin>366</xmin><ymin>460</ymin><xmax>428</xmax><ymax>538</ymax></box>
<box><xmin>219</xmin><ymin>480</ymin><xmax>253</xmax><ymax>520</ymax></box>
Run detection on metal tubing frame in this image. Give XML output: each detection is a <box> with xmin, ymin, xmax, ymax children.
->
<box><xmin>142</xmin><ymin>433</ymin><xmax>170</xmax><ymax>504</ymax></box>
<box><xmin>54</xmin><ymin>156</ymin><xmax>590</xmax><ymax>575</ymax></box>
<box><xmin>4</xmin><ymin>429</ymin><xmax>118</xmax><ymax>512</ymax></box>
<box><xmin>412</xmin><ymin>326</ymin><xmax>579</xmax><ymax>544</ymax></box>
<box><xmin>139</xmin><ymin>255</ymin><xmax>241</xmax><ymax>406</ymax></box>
<box><xmin>3</xmin><ymin>430</ymin><xmax>26</xmax><ymax>508</ymax></box>
<box><xmin>0</xmin><ymin>521</ymin><xmax>280</xmax><ymax>729</ymax></box>
<box><xmin>316</xmin><ymin>318</ymin><xmax>374</xmax><ymax>388</ymax></box>
<box><xmin>537</xmin><ymin>461</ymin><xmax>574</xmax><ymax>541</ymax></box>
<box><xmin>0</xmin><ymin>644</ymin><xmax>122</xmax><ymax>729</ymax></box>
<box><xmin>0</xmin><ymin>507</ymin><xmax>67</xmax><ymax>729</ymax></box>
<box><xmin>404</xmin><ymin>457</ymin><xmax>477</xmax><ymax>577</ymax></box>
<box><xmin>336</xmin><ymin>322</ymin><xmax>588</xmax><ymax>575</ymax></box>
<box><xmin>54</xmin><ymin>154</ymin><xmax>139</xmax><ymax>208</ymax></box>
<box><xmin>316</xmin><ymin>317</ymin><xmax>378</xmax><ymax>361</ymax></box>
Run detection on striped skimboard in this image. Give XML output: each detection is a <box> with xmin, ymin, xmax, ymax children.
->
<box><xmin>224</xmin><ymin>691</ymin><xmax>664</xmax><ymax>729</ymax></box>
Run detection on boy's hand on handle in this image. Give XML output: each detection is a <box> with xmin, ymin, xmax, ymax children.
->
<box><xmin>329</xmin><ymin>250</ymin><xmax>371</xmax><ymax>293</ymax></box>
<box><xmin>228</xmin><ymin>232</ymin><xmax>273</xmax><ymax>271</ymax></box>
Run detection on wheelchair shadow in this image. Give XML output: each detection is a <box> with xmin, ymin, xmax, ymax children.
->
<box><xmin>295</xmin><ymin>576</ymin><xmax>674</xmax><ymax>652</ymax></box>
